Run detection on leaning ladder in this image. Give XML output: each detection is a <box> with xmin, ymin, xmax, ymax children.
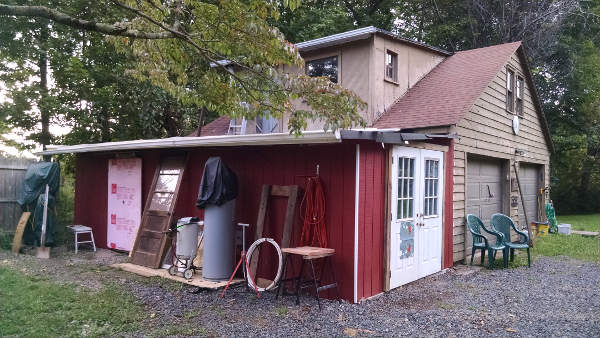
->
<box><xmin>228</xmin><ymin>118</ymin><xmax>247</xmax><ymax>135</ymax></box>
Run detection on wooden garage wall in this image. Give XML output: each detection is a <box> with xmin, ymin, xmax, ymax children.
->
<box><xmin>452</xmin><ymin>48</ymin><xmax>551</xmax><ymax>262</ymax></box>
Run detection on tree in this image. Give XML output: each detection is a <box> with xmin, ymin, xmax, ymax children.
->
<box><xmin>274</xmin><ymin>0</ymin><xmax>397</xmax><ymax>43</ymax></box>
<box><xmin>0</xmin><ymin>0</ymin><xmax>366</xmax><ymax>142</ymax></box>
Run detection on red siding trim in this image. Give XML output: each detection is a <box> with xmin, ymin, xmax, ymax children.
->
<box><xmin>443</xmin><ymin>139</ymin><xmax>455</xmax><ymax>268</ymax></box>
<box><xmin>356</xmin><ymin>142</ymin><xmax>386</xmax><ymax>301</ymax></box>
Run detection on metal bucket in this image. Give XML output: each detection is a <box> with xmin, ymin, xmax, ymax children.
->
<box><xmin>202</xmin><ymin>199</ymin><xmax>235</xmax><ymax>280</ymax></box>
<box><xmin>175</xmin><ymin>222</ymin><xmax>199</xmax><ymax>259</ymax></box>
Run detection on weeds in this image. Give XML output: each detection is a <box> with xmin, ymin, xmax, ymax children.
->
<box><xmin>0</xmin><ymin>266</ymin><xmax>142</xmax><ymax>337</ymax></box>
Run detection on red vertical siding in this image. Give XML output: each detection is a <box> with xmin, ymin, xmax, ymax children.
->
<box><xmin>74</xmin><ymin>153</ymin><xmax>110</xmax><ymax>248</ymax></box>
<box><xmin>74</xmin><ymin>143</ymin><xmax>357</xmax><ymax>302</ymax></box>
<box><xmin>356</xmin><ymin>142</ymin><xmax>386</xmax><ymax>301</ymax></box>
<box><xmin>443</xmin><ymin>139</ymin><xmax>454</xmax><ymax>268</ymax></box>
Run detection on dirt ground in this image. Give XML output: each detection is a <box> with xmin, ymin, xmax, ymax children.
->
<box><xmin>1</xmin><ymin>246</ymin><xmax>599</xmax><ymax>337</ymax></box>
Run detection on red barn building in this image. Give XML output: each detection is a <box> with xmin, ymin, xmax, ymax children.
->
<box><xmin>42</xmin><ymin>27</ymin><xmax>551</xmax><ymax>303</ymax></box>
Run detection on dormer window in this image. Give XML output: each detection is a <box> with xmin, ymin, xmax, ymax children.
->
<box><xmin>516</xmin><ymin>76</ymin><xmax>524</xmax><ymax>115</ymax></box>
<box><xmin>385</xmin><ymin>50</ymin><xmax>398</xmax><ymax>82</ymax></box>
<box><xmin>506</xmin><ymin>68</ymin><xmax>515</xmax><ymax>112</ymax></box>
<box><xmin>306</xmin><ymin>56</ymin><xmax>338</xmax><ymax>83</ymax></box>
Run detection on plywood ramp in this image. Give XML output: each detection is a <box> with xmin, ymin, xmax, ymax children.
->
<box><xmin>112</xmin><ymin>263</ymin><xmax>243</xmax><ymax>289</ymax></box>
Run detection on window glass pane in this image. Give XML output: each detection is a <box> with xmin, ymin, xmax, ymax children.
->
<box><xmin>306</xmin><ymin>56</ymin><xmax>338</xmax><ymax>83</ymax></box>
<box><xmin>155</xmin><ymin>174</ymin><xmax>178</xmax><ymax>192</ymax></box>
<box><xmin>424</xmin><ymin>160</ymin><xmax>440</xmax><ymax>216</ymax></box>
<box><xmin>408</xmin><ymin>199</ymin><xmax>413</xmax><ymax>218</ymax></box>
<box><xmin>150</xmin><ymin>192</ymin><xmax>174</xmax><ymax>211</ymax></box>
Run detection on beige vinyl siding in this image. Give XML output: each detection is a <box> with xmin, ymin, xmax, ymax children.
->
<box><xmin>452</xmin><ymin>149</ymin><xmax>467</xmax><ymax>261</ymax></box>
<box><xmin>370</xmin><ymin>35</ymin><xmax>445</xmax><ymax>125</ymax></box>
<box><xmin>452</xmin><ymin>50</ymin><xmax>551</xmax><ymax>262</ymax></box>
<box><xmin>282</xmin><ymin>36</ymin><xmax>445</xmax><ymax>131</ymax></box>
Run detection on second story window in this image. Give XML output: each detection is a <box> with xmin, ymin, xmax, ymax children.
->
<box><xmin>385</xmin><ymin>50</ymin><xmax>398</xmax><ymax>82</ymax></box>
<box><xmin>516</xmin><ymin>76</ymin><xmax>524</xmax><ymax>115</ymax></box>
<box><xmin>506</xmin><ymin>68</ymin><xmax>515</xmax><ymax>112</ymax></box>
<box><xmin>306</xmin><ymin>56</ymin><xmax>338</xmax><ymax>83</ymax></box>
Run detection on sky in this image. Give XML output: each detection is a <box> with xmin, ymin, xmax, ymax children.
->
<box><xmin>0</xmin><ymin>69</ymin><xmax>71</xmax><ymax>159</ymax></box>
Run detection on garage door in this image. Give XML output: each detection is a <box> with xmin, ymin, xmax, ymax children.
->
<box><xmin>466</xmin><ymin>157</ymin><xmax>505</xmax><ymax>252</ymax></box>
<box><xmin>518</xmin><ymin>163</ymin><xmax>543</xmax><ymax>227</ymax></box>
<box><xmin>466</xmin><ymin>157</ymin><xmax>504</xmax><ymax>225</ymax></box>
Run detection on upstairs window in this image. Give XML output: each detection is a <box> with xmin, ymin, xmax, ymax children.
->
<box><xmin>516</xmin><ymin>76</ymin><xmax>524</xmax><ymax>115</ymax></box>
<box><xmin>506</xmin><ymin>68</ymin><xmax>515</xmax><ymax>112</ymax></box>
<box><xmin>306</xmin><ymin>56</ymin><xmax>338</xmax><ymax>83</ymax></box>
<box><xmin>385</xmin><ymin>50</ymin><xmax>398</xmax><ymax>82</ymax></box>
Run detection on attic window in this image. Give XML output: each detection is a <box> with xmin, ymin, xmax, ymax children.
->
<box><xmin>516</xmin><ymin>76</ymin><xmax>524</xmax><ymax>115</ymax></box>
<box><xmin>306</xmin><ymin>56</ymin><xmax>338</xmax><ymax>83</ymax></box>
<box><xmin>506</xmin><ymin>68</ymin><xmax>515</xmax><ymax>112</ymax></box>
<box><xmin>385</xmin><ymin>50</ymin><xmax>398</xmax><ymax>82</ymax></box>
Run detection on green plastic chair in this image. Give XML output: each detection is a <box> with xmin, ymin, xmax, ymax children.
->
<box><xmin>490</xmin><ymin>213</ymin><xmax>531</xmax><ymax>267</ymax></box>
<box><xmin>466</xmin><ymin>214</ymin><xmax>507</xmax><ymax>269</ymax></box>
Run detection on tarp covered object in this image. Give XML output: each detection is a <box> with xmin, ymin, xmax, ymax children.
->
<box><xmin>196</xmin><ymin>157</ymin><xmax>238</xmax><ymax>209</ymax></box>
<box><xmin>17</xmin><ymin>162</ymin><xmax>60</xmax><ymax>246</ymax></box>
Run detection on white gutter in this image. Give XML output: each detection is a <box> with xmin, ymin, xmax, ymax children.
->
<box><xmin>354</xmin><ymin>143</ymin><xmax>360</xmax><ymax>303</ymax></box>
<box><xmin>295</xmin><ymin>26</ymin><xmax>451</xmax><ymax>56</ymax></box>
<box><xmin>296</xmin><ymin>26</ymin><xmax>376</xmax><ymax>52</ymax></box>
<box><xmin>37</xmin><ymin>130</ymin><xmax>341</xmax><ymax>156</ymax></box>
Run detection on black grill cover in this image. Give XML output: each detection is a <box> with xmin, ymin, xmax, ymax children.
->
<box><xmin>196</xmin><ymin>157</ymin><xmax>238</xmax><ymax>209</ymax></box>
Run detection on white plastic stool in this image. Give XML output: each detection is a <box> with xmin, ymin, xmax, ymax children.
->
<box><xmin>67</xmin><ymin>225</ymin><xmax>96</xmax><ymax>253</ymax></box>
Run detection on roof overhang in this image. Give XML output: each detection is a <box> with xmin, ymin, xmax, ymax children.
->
<box><xmin>339</xmin><ymin>130</ymin><xmax>457</xmax><ymax>144</ymax></box>
<box><xmin>296</xmin><ymin>26</ymin><xmax>451</xmax><ymax>56</ymax></box>
<box><xmin>38</xmin><ymin>131</ymin><xmax>342</xmax><ymax>156</ymax></box>
<box><xmin>38</xmin><ymin>129</ymin><xmax>457</xmax><ymax>156</ymax></box>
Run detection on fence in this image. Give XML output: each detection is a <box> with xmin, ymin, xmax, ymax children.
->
<box><xmin>0</xmin><ymin>157</ymin><xmax>36</xmax><ymax>232</ymax></box>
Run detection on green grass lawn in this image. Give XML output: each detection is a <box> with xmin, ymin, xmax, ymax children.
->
<box><xmin>0</xmin><ymin>266</ymin><xmax>143</xmax><ymax>337</ymax></box>
<box><xmin>557</xmin><ymin>213</ymin><xmax>600</xmax><ymax>232</ymax></box>
<box><xmin>534</xmin><ymin>233</ymin><xmax>599</xmax><ymax>262</ymax></box>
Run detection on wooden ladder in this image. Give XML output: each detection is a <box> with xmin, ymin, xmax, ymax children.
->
<box><xmin>130</xmin><ymin>155</ymin><xmax>187</xmax><ymax>268</ymax></box>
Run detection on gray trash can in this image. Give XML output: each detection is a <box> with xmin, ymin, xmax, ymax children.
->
<box><xmin>202</xmin><ymin>199</ymin><xmax>235</xmax><ymax>280</ymax></box>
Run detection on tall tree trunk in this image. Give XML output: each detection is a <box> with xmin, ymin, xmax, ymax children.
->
<box><xmin>38</xmin><ymin>22</ymin><xmax>50</xmax><ymax>160</ymax></box>
<box><xmin>196</xmin><ymin>106</ymin><xmax>206</xmax><ymax>136</ymax></box>
<box><xmin>100</xmin><ymin>107</ymin><xmax>111</xmax><ymax>142</ymax></box>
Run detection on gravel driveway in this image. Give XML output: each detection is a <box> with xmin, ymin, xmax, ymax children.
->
<box><xmin>2</xmin><ymin>248</ymin><xmax>599</xmax><ymax>337</ymax></box>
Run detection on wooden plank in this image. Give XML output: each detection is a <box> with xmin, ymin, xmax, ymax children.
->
<box><xmin>280</xmin><ymin>185</ymin><xmax>298</xmax><ymax>249</ymax></box>
<box><xmin>271</xmin><ymin>185</ymin><xmax>291</xmax><ymax>197</ymax></box>
<box><xmin>453</xmin><ymin>200</ymin><xmax>465</xmax><ymax>210</ymax></box>
<box><xmin>453</xmin><ymin>251</ymin><xmax>465</xmax><ymax>262</ymax></box>
<box><xmin>11</xmin><ymin>212</ymin><xmax>31</xmax><ymax>253</ymax></box>
<box><xmin>453</xmin><ymin>234</ymin><xmax>465</xmax><ymax>245</ymax></box>
<box><xmin>249</xmin><ymin>185</ymin><xmax>271</xmax><ymax>278</ymax></box>
<box><xmin>453</xmin><ymin>226</ymin><xmax>465</xmax><ymax>236</ymax></box>
<box><xmin>250</xmin><ymin>184</ymin><xmax>298</xmax><ymax>280</ymax></box>
<box><xmin>112</xmin><ymin>263</ymin><xmax>243</xmax><ymax>289</ymax></box>
<box><xmin>383</xmin><ymin>147</ymin><xmax>392</xmax><ymax>292</ymax></box>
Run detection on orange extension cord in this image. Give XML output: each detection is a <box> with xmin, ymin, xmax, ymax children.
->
<box><xmin>299</xmin><ymin>176</ymin><xmax>328</xmax><ymax>248</ymax></box>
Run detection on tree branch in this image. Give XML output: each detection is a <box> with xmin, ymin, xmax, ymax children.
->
<box><xmin>0</xmin><ymin>4</ymin><xmax>174</xmax><ymax>39</ymax></box>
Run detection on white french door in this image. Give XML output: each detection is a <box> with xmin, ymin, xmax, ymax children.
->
<box><xmin>389</xmin><ymin>146</ymin><xmax>444</xmax><ymax>289</ymax></box>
